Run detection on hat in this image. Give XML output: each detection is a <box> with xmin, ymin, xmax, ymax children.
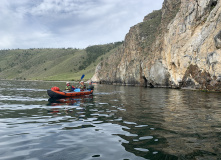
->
<box><xmin>66</xmin><ymin>82</ymin><xmax>70</xmax><ymax>84</ymax></box>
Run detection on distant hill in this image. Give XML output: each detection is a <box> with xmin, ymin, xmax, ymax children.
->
<box><xmin>0</xmin><ymin>42</ymin><xmax>123</xmax><ymax>81</ymax></box>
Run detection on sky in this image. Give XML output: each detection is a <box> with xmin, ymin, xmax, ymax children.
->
<box><xmin>0</xmin><ymin>0</ymin><xmax>164</xmax><ymax>49</ymax></box>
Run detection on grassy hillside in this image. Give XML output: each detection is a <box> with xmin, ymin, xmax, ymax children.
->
<box><xmin>0</xmin><ymin>42</ymin><xmax>123</xmax><ymax>81</ymax></box>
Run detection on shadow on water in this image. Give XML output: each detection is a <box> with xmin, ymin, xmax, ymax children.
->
<box><xmin>0</xmin><ymin>80</ymin><xmax>221</xmax><ymax>160</ymax></box>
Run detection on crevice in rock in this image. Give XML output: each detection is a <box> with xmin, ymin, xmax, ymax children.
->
<box><xmin>142</xmin><ymin>76</ymin><xmax>148</xmax><ymax>87</ymax></box>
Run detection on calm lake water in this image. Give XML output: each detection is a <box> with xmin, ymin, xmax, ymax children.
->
<box><xmin>0</xmin><ymin>80</ymin><xmax>221</xmax><ymax>160</ymax></box>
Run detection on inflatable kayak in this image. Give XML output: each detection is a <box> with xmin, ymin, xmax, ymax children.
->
<box><xmin>47</xmin><ymin>87</ymin><xmax>93</xmax><ymax>99</ymax></box>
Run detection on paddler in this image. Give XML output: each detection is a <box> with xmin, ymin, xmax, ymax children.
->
<box><xmin>79</xmin><ymin>81</ymin><xmax>86</xmax><ymax>91</ymax></box>
<box><xmin>65</xmin><ymin>82</ymin><xmax>72</xmax><ymax>92</ymax></box>
<box><xmin>87</xmin><ymin>81</ymin><xmax>94</xmax><ymax>91</ymax></box>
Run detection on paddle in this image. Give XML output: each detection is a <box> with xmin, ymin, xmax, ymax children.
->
<box><xmin>80</xmin><ymin>74</ymin><xmax>85</xmax><ymax>81</ymax></box>
<box><xmin>77</xmin><ymin>74</ymin><xmax>85</xmax><ymax>88</ymax></box>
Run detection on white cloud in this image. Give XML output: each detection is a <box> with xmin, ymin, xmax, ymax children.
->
<box><xmin>0</xmin><ymin>0</ymin><xmax>164</xmax><ymax>49</ymax></box>
<box><xmin>30</xmin><ymin>0</ymin><xmax>97</xmax><ymax>16</ymax></box>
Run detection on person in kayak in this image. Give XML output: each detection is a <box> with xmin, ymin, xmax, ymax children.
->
<box><xmin>65</xmin><ymin>82</ymin><xmax>72</xmax><ymax>92</ymax></box>
<box><xmin>87</xmin><ymin>81</ymin><xmax>94</xmax><ymax>91</ymax></box>
<box><xmin>71</xmin><ymin>84</ymin><xmax>75</xmax><ymax>91</ymax></box>
<box><xmin>79</xmin><ymin>81</ymin><xmax>86</xmax><ymax>91</ymax></box>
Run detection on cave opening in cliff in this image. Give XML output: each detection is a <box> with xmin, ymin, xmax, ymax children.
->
<box><xmin>210</xmin><ymin>0</ymin><xmax>217</xmax><ymax>11</ymax></box>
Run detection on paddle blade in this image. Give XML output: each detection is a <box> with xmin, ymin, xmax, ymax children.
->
<box><xmin>81</xmin><ymin>74</ymin><xmax>85</xmax><ymax>80</ymax></box>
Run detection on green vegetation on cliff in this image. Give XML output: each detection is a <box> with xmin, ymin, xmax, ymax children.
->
<box><xmin>0</xmin><ymin>42</ymin><xmax>123</xmax><ymax>81</ymax></box>
<box><xmin>139</xmin><ymin>10</ymin><xmax>162</xmax><ymax>50</ymax></box>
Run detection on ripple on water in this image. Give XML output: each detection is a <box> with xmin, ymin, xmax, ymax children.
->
<box><xmin>135</xmin><ymin>125</ymin><xmax>149</xmax><ymax>127</ymax></box>
<box><xmin>0</xmin><ymin>96</ymin><xmax>48</xmax><ymax>102</ymax></box>
<box><xmin>99</xmin><ymin>103</ymin><xmax>109</xmax><ymax>105</ymax></box>
<box><xmin>139</xmin><ymin>136</ymin><xmax>154</xmax><ymax>140</ymax></box>
<box><xmin>134</xmin><ymin>148</ymin><xmax>149</xmax><ymax>152</ymax></box>
<box><xmin>123</xmin><ymin>121</ymin><xmax>137</xmax><ymax>125</ymax></box>
<box><xmin>92</xmin><ymin>121</ymin><xmax>103</xmax><ymax>124</ymax></box>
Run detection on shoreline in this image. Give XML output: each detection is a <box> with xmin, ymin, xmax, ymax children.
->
<box><xmin>1</xmin><ymin>79</ymin><xmax>220</xmax><ymax>92</ymax></box>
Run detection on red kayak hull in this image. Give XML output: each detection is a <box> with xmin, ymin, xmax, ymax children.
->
<box><xmin>47</xmin><ymin>89</ymin><xmax>93</xmax><ymax>99</ymax></box>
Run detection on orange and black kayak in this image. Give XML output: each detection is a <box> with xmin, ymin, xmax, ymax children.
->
<box><xmin>47</xmin><ymin>87</ymin><xmax>93</xmax><ymax>99</ymax></box>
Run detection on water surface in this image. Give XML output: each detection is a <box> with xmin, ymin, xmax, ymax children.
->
<box><xmin>0</xmin><ymin>80</ymin><xmax>221</xmax><ymax>160</ymax></box>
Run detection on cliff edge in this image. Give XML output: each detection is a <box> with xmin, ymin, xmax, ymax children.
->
<box><xmin>92</xmin><ymin>0</ymin><xmax>221</xmax><ymax>91</ymax></box>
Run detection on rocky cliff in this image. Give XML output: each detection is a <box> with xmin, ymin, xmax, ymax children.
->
<box><xmin>92</xmin><ymin>0</ymin><xmax>221</xmax><ymax>91</ymax></box>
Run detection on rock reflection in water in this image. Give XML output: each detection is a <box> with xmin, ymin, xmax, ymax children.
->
<box><xmin>160</xmin><ymin>90</ymin><xmax>221</xmax><ymax>159</ymax></box>
<box><xmin>108</xmin><ymin>86</ymin><xmax>221</xmax><ymax>159</ymax></box>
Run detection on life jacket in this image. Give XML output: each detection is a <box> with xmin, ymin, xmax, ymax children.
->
<box><xmin>80</xmin><ymin>85</ymin><xmax>86</xmax><ymax>90</ymax></box>
<box><xmin>65</xmin><ymin>85</ymin><xmax>72</xmax><ymax>91</ymax></box>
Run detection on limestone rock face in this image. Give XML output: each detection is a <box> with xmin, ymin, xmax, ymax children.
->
<box><xmin>92</xmin><ymin>0</ymin><xmax>221</xmax><ymax>91</ymax></box>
